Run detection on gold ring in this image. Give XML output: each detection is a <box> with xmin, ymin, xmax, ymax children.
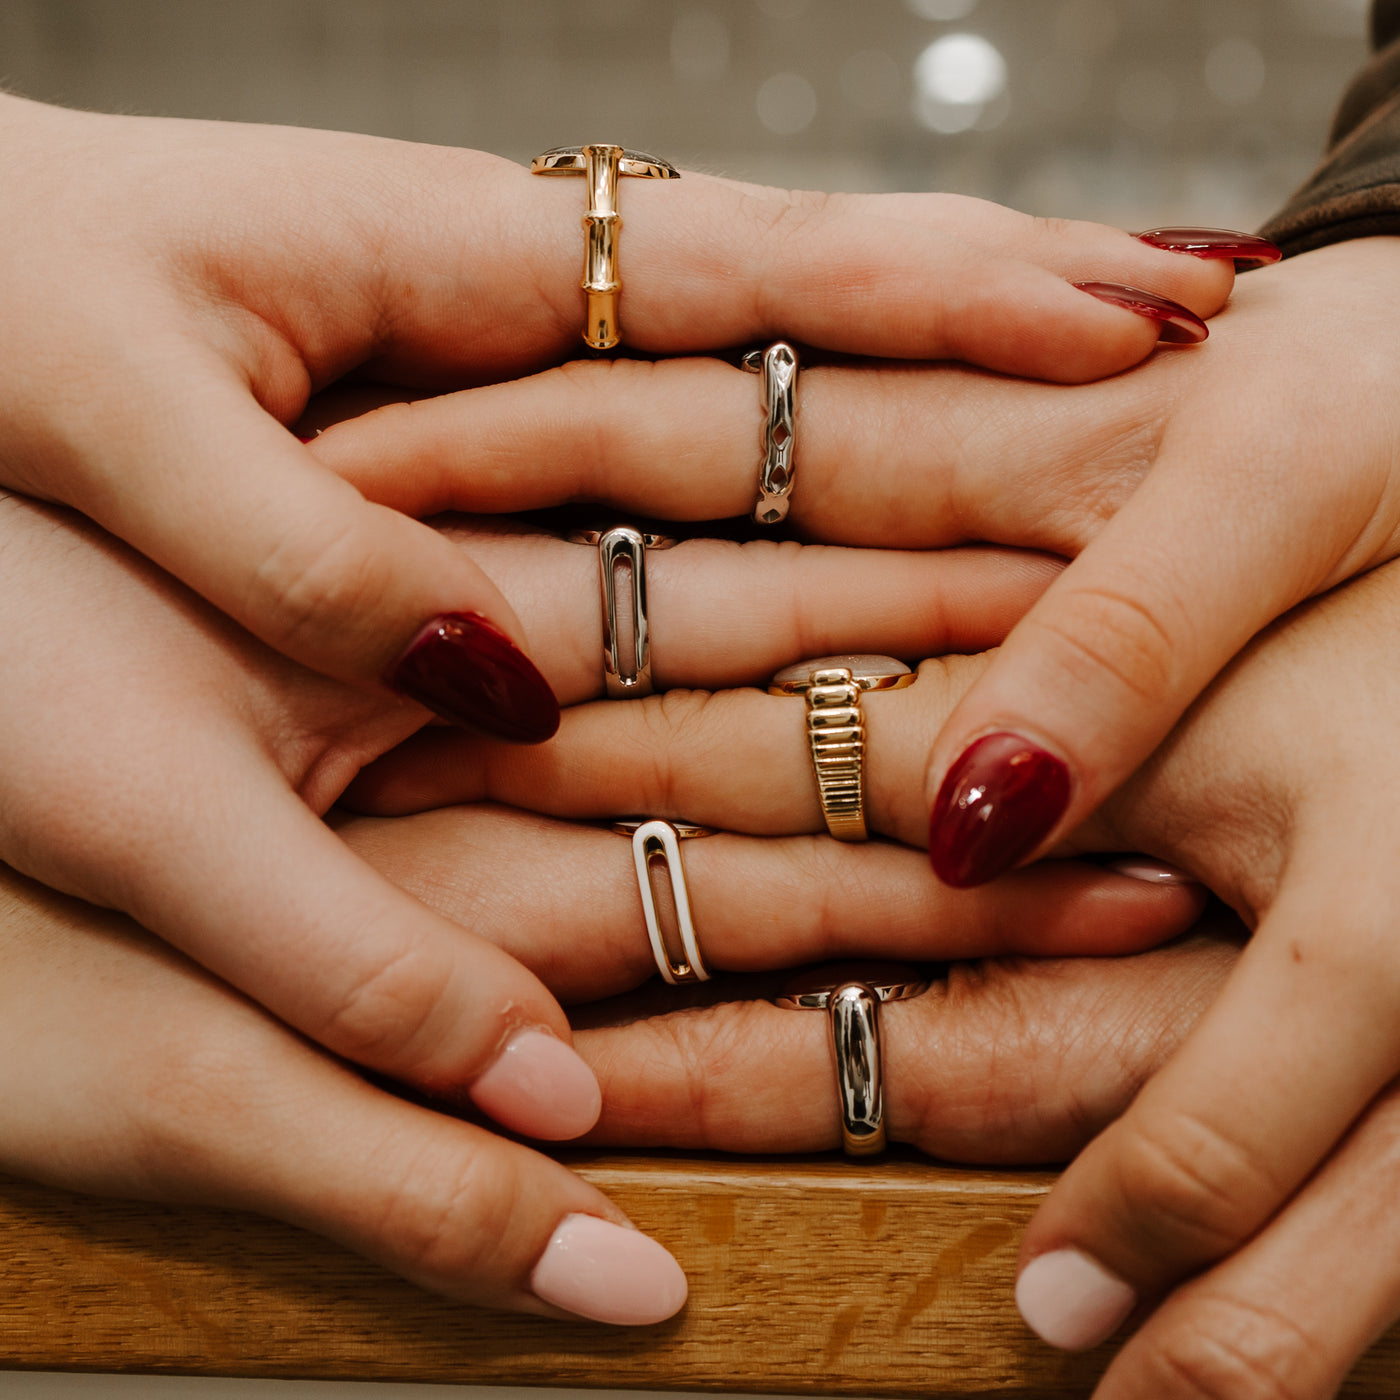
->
<box><xmin>774</xmin><ymin>961</ymin><xmax>931</xmax><ymax>1156</ymax></box>
<box><xmin>768</xmin><ymin>655</ymin><xmax>916</xmax><ymax>841</ymax></box>
<box><xmin>530</xmin><ymin>144</ymin><xmax>681</xmax><ymax>350</ymax></box>
<box><xmin>612</xmin><ymin>818</ymin><xmax>716</xmax><ymax>984</ymax></box>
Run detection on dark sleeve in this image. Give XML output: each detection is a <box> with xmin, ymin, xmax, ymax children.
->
<box><xmin>1259</xmin><ymin>0</ymin><xmax>1400</xmax><ymax>254</ymax></box>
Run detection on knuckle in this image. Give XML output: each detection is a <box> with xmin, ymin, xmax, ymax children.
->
<box><xmin>634</xmin><ymin>688</ymin><xmax>724</xmax><ymax>814</ymax></box>
<box><xmin>1029</xmin><ymin>578</ymin><xmax>1184</xmax><ymax>705</ymax></box>
<box><xmin>248</xmin><ymin>510</ymin><xmax>394</xmax><ymax>657</ymax></box>
<box><xmin>373</xmin><ymin>1139</ymin><xmax>529</xmax><ymax>1289</ymax></box>
<box><xmin>1135</xmin><ymin>1295</ymin><xmax>1320</xmax><ymax>1400</ymax></box>
<box><xmin>1109</xmin><ymin>1109</ymin><xmax>1282</xmax><ymax>1260</ymax></box>
<box><xmin>314</xmin><ymin>941</ymin><xmax>446</xmax><ymax>1076</ymax></box>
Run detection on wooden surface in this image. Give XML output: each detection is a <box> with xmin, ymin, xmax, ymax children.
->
<box><xmin>2</xmin><ymin>1153</ymin><xmax>1399</xmax><ymax>1397</ymax></box>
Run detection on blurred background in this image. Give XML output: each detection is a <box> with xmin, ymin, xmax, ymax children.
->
<box><xmin>0</xmin><ymin>0</ymin><xmax>1373</xmax><ymax>231</ymax></box>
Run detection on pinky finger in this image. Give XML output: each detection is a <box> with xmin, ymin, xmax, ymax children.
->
<box><xmin>1088</xmin><ymin>1081</ymin><xmax>1400</xmax><ymax>1399</ymax></box>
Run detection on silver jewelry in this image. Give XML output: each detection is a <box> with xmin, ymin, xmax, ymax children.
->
<box><xmin>612</xmin><ymin>818</ymin><xmax>715</xmax><ymax>984</ymax></box>
<box><xmin>569</xmin><ymin>525</ymin><xmax>676</xmax><ymax>698</ymax></box>
<box><xmin>741</xmin><ymin>341</ymin><xmax>799</xmax><ymax>525</ymax></box>
<box><xmin>775</xmin><ymin>962</ymin><xmax>931</xmax><ymax>1156</ymax></box>
<box><xmin>768</xmin><ymin>655</ymin><xmax>915</xmax><ymax>841</ymax></box>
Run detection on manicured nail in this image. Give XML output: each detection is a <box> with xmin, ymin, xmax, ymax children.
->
<box><xmin>531</xmin><ymin>1213</ymin><xmax>688</xmax><ymax>1325</ymax></box>
<box><xmin>928</xmin><ymin>732</ymin><xmax>1071</xmax><ymax>888</ymax></box>
<box><xmin>1073</xmin><ymin>281</ymin><xmax>1208</xmax><ymax>344</ymax></box>
<box><xmin>1104</xmin><ymin>856</ymin><xmax>1198</xmax><ymax>886</ymax></box>
<box><xmin>469</xmin><ymin>1028</ymin><xmax>602</xmax><ymax>1140</ymax></box>
<box><xmin>1136</xmin><ymin>226</ymin><xmax>1282</xmax><ymax>271</ymax></box>
<box><xmin>388</xmin><ymin>612</ymin><xmax>560</xmax><ymax>743</ymax></box>
<box><xmin>1016</xmin><ymin>1248</ymin><xmax>1137</xmax><ymax>1351</ymax></box>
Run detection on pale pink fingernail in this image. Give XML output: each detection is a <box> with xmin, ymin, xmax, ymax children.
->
<box><xmin>469</xmin><ymin>1029</ymin><xmax>602</xmax><ymax>1141</ymax></box>
<box><xmin>1016</xmin><ymin>1248</ymin><xmax>1137</xmax><ymax>1350</ymax></box>
<box><xmin>531</xmin><ymin>1213</ymin><xmax>689</xmax><ymax>1325</ymax></box>
<box><xmin>1105</xmin><ymin>856</ymin><xmax>1198</xmax><ymax>886</ymax></box>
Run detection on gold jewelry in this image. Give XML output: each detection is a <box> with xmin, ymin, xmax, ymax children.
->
<box><xmin>774</xmin><ymin>961</ymin><xmax>931</xmax><ymax>1156</ymax></box>
<box><xmin>612</xmin><ymin>818</ymin><xmax>716</xmax><ymax>984</ymax></box>
<box><xmin>768</xmin><ymin>655</ymin><xmax>915</xmax><ymax>841</ymax></box>
<box><xmin>530</xmin><ymin>144</ymin><xmax>680</xmax><ymax>350</ymax></box>
<box><xmin>568</xmin><ymin>525</ymin><xmax>677</xmax><ymax>698</ymax></box>
<box><xmin>741</xmin><ymin>342</ymin><xmax>799</xmax><ymax>525</ymax></box>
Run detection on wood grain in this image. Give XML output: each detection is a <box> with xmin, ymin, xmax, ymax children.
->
<box><xmin>0</xmin><ymin>1154</ymin><xmax>1397</xmax><ymax>1397</ymax></box>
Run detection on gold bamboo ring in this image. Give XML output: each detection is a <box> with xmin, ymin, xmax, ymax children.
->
<box><xmin>530</xmin><ymin>144</ymin><xmax>680</xmax><ymax>350</ymax></box>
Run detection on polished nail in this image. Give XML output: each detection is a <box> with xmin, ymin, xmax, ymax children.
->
<box><xmin>469</xmin><ymin>1028</ymin><xmax>601</xmax><ymax>1140</ymax></box>
<box><xmin>1104</xmin><ymin>855</ymin><xmax>1198</xmax><ymax>886</ymax></box>
<box><xmin>928</xmin><ymin>732</ymin><xmax>1071</xmax><ymax>888</ymax></box>
<box><xmin>1136</xmin><ymin>226</ymin><xmax>1282</xmax><ymax>271</ymax></box>
<box><xmin>388</xmin><ymin>612</ymin><xmax>560</xmax><ymax>743</ymax></box>
<box><xmin>1073</xmin><ymin>281</ymin><xmax>1208</xmax><ymax>344</ymax></box>
<box><xmin>1016</xmin><ymin>1248</ymin><xmax>1137</xmax><ymax>1351</ymax></box>
<box><xmin>531</xmin><ymin>1213</ymin><xmax>688</xmax><ymax>1325</ymax></box>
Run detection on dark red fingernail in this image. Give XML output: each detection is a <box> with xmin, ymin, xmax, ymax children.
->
<box><xmin>388</xmin><ymin>613</ymin><xmax>560</xmax><ymax>743</ymax></box>
<box><xmin>928</xmin><ymin>733</ymin><xmax>1071</xmax><ymax>888</ymax></box>
<box><xmin>1135</xmin><ymin>227</ymin><xmax>1282</xmax><ymax>271</ymax></box>
<box><xmin>1073</xmin><ymin>281</ymin><xmax>1208</xmax><ymax>344</ymax></box>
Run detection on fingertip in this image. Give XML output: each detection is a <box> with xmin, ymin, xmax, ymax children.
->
<box><xmin>530</xmin><ymin>1213</ymin><xmax>688</xmax><ymax>1325</ymax></box>
<box><xmin>928</xmin><ymin>732</ymin><xmax>1072</xmax><ymax>888</ymax></box>
<box><xmin>1016</xmin><ymin>1247</ymin><xmax>1137</xmax><ymax>1351</ymax></box>
<box><xmin>387</xmin><ymin>612</ymin><xmax>561</xmax><ymax>743</ymax></box>
<box><xmin>470</xmin><ymin>1028</ymin><xmax>602</xmax><ymax>1140</ymax></box>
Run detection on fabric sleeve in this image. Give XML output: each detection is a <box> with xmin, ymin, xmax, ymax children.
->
<box><xmin>1259</xmin><ymin>0</ymin><xmax>1400</xmax><ymax>254</ymax></box>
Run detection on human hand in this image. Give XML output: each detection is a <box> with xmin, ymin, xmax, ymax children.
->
<box><xmin>0</xmin><ymin>494</ymin><xmax>1159</xmax><ymax>1135</ymax></box>
<box><xmin>349</xmin><ymin>543</ymin><xmax>1400</xmax><ymax>1399</ymax></box>
<box><xmin>0</xmin><ymin>91</ymin><xmax>1233</xmax><ymax>729</ymax></box>
<box><xmin>0</xmin><ymin>863</ymin><xmax>687</xmax><ymax>1325</ymax></box>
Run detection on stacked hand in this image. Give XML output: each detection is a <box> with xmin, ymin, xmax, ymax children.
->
<box><xmin>9</xmin><ymin>79</ymin><xmax>1400</xmax><ymax>1400</ymax></box>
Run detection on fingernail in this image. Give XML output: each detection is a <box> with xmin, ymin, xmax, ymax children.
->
<box><xmin>469</xmin><ymin>1029</ymin><xmax>602</xmax><ymax>1140</ymax></box>
<box><xmin>928</xmin><ymin>732</ymin><xmax>1071</xmax><ymax>888</ymax></box>
<box><xmin>1135</xmin><ymin>227</ymin><xmax>1282</xmax><ymax>271</ymax></box>
<box><xmin>1073</xmin><ymin>281</ymin><xmax>1208</xmax><ymax>344</ymax></box>
<box><xmin>1104</xmin><ymin>856</ymin><xmax>1198</xmax><ymax>886</ymax></box>
<box><xmin>388</xmin><ymin>612</ymin><xmax>560</xmax><ymax>743</ymax></box>
<box><xmin>1016</xmin><ymin>1248</ymin><xmax>1137</xmax><ymax>1350</ymax></box>
<box><xmin>531</xmin><ymin>1213</ymin><xmax>688</xmax><ymax>1325</ymax></box>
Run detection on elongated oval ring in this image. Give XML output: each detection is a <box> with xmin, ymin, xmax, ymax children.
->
<box><xmin>613</xmin><ymin>818</ymin><xmax>716</xmax><ymax>984</ymax></box>
<box><xmin>775</xmin><ymin>961</ymin><xmax>931</xmax><ymax>1156</ymax></box>
<box><xmin>569</xmin><ymin>525</ymin><xmax>677</xmax><ymax>698</ymax></box>
<box><xmin>530</xmin><ymin>144</ymin><xmax>681</xmax><ymax>350</ymax></box>
<box><xmin>741</xmin><ymin>342</ymin><xmax>799</xmax><ymax>525</ymax></box>
<box><xmin>768</xmin><ymin>655</ymin><xmax>916</xmax><ymax>841</ymax></box>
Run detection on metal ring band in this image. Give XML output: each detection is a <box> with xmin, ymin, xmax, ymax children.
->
<box><xmin>530</xmin><ymin>144</ymin><xmax>681</xmax><ymax>350</ymax></box>
<box><xmin>774</xmin><ymin>962</ymin><xmax>931</xmax><ymax>1157</ymax></box>
<box><xmin>568</xmin><ymin>525</ymin><xmax>677</xmax><ymax>698</ymax></box>
<box><xmin>767</xmin><ymin>655</ymin><xmax>916</xmax><ymax>842</ymax></box>
<box><xmin>620</xmin><ymin>818</ymin><xmax>716</xmax><ymax>985</ymax></box>
<box><xmin>741</xmin><ymin>342</ymin><xmax>799</xmax><ymax>526</ymax></box>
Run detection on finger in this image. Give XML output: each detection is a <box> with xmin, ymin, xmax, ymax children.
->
<box><xmin>1086</xmin><ymin>1080</ymin><xmax>1400</xmax><ymax>1400</ymax></box>
<box><xmin>335</xmin><ymin>804</ymin><xmax>1207</xmax><ymax>1002</ymax></box>
<box><xmin>0</xmin><ymin>870</ymin><xmax>684</xmax><ymax>1325</ymax></box>
<box><xmin>428</xmin><ymin>526</ymin><xmax>1063</xmax><ymax>704</ymax></box>
<box><xmin>922</xmin><ymin>243</ymin><xmax>1400</xmax><ymax>887</ymax></box>
<box><xmin>571</xmin><ymin>923</ymin><xmax>1240</xmax><ymax>1159</ymax></box>
<box><xmin>34</xmin><ymin>362</ymin><xmax>560</xmax><ymax>739</ymax></box>
<box><xmin>1013</xmin><ymin>837</ymin><xmax>1400</xmax><ymax>1354</ymax></box>
<box><xmin>344</xmin><ymin>656</ymin><xmax>974</xmax><ymax>835</ymax></box>
<box><xmin>518</xmin><ymin>171</ymin><xmax>1229</xmax><ymax>382</ymax></box>
<box><xmin>305</xmin><ymin>356</ymin><xmax>1150</xmax><ymax>556</ymax></box>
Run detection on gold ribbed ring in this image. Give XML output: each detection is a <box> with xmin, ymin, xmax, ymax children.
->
<box><xmin>768</xmin><ymin>655</ymin><xmax>916</xmax><ymax>842</ymax></box>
